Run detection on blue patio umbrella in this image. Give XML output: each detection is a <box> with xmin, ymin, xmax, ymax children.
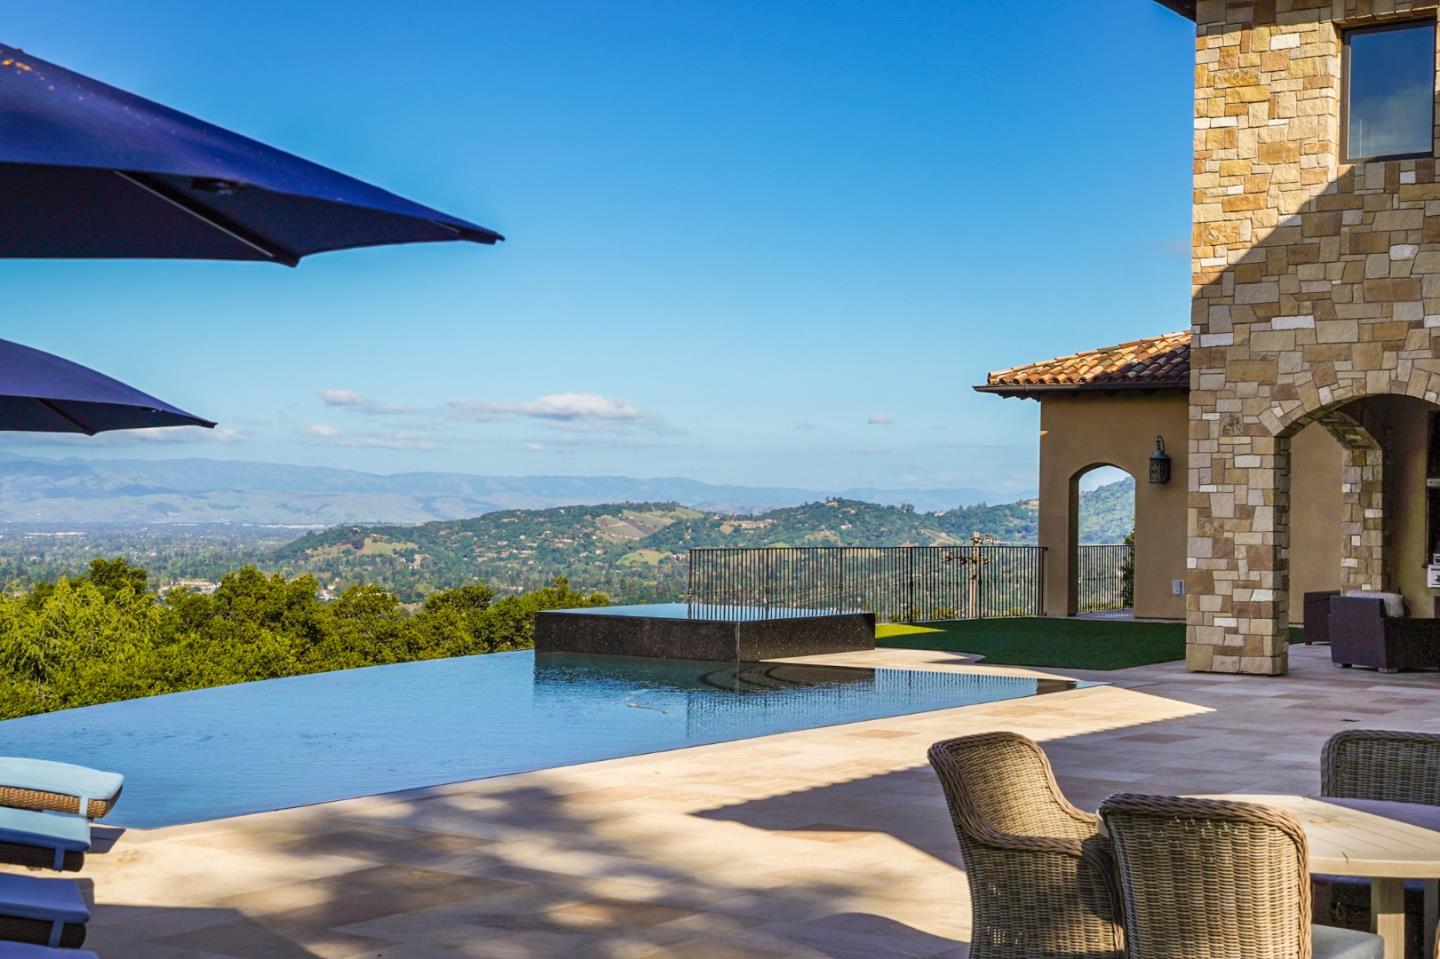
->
<box><xmin>0</xmin><ymin>43</ymin><xmax>502</xmax><ymax>265</ymax></box>
<box><xmin>0</xmin><ymin>338</ymin><xmax>213</xmax><ymax>435</ymax></box>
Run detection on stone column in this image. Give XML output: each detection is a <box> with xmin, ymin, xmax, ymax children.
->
<box><xmin>1313</xmin><ymin>408</ymin><xmax>1386</xmax><ymax>592</ymax></box>
<box><xmin>1186</xmin><ymin>3</ymin><xmax>1342</xmax><ymax>675</ymax></box>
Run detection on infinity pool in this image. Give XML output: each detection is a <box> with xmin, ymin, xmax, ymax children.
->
<box><xmin>0</xmin><ymin>652</ymin><xmax>1087</xmax><ymax>828</ymax></box>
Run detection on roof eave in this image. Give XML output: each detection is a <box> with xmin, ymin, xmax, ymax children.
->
<box><xmin>1152</xmin><ymin>0</ymin><xmax>1197</xmax><ymax>20</ymax></box>
<box><xmin>972</xmin><ymin>381</ymin><xmax>1190</xmax><ymax>399</ymax></box>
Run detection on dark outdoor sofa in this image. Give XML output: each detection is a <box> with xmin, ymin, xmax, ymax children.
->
<box><xmin>1329</xmin><ymin>593</ymin><xmax>1440</xmax><ymax>673</ymax></box>
<box><xmin>1303</xmin><ymin>590</ymin><xmax>1340</xmax><ymax>645</ymax></box>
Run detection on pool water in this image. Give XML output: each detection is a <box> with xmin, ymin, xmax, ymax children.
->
<box><xmin>0</xmin><ymin>652</ymin><xmax>1087</xmax><ymax>828</ymax></box>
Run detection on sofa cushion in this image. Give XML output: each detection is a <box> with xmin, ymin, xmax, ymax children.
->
<box><xmin>0</xmin><ymin>759</ymin><xmax>122</xmax><ymax>816</ymax></box>
<box><xmin>0</xmin><ymin>808</ymin><xmax>90</xmax><ymax>853</ymax></box>
<box><xmin>1311</xmin><ymin>923</ymin><xmax>1384</xmax><ymax>959</ymax></box>
<box><xmin>1345</xmin><ymin>590</ymin><xmax>1406</xmax><ymax>618</ymax></box>
<box><xmin>0</xmin><ymin>945</ymin><xmax>96</xmax><ymax>959</ymax></box>
<box><xmin>0</xmin><ymin>873</ymin><xmax>88</xmax><ymax>924</ymax></box>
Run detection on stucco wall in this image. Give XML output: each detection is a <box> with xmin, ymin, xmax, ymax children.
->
<box><xmin>1038</xmin><ymin>393</ymin><xmax>1189</xmax><ymax>620</ymax></box>
<box><xmin>1353</xmin><ymin>395</ymin><xmax>1434</xmax><ymax>615</ymax></box>
<box><xmin>1036</xmin><ymin>391</ymin><xmax>1346</xmax><ymax>621</ymax></box>
<box><xmin>1288</xmin><ymin>422</ymin><xmax>1345</xmax><ymax>613</ymax></box>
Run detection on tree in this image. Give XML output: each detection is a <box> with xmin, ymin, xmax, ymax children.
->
<box><xmin>1120</xmin><ymin>530</ymin><xmax>1136</xmax><ymax>609</ymax></box>
<box><xmin>83</xmin><ymin>557</ymin><xmax>150</xmax><ymax>599</ymax></box>
<box><xmin>0</xmin><ymin>564</ymin><xmax>609</xmax><ymax>721</ymax></box>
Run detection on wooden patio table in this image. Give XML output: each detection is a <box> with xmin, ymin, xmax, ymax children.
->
<box><xmin>1196</xmin><ymin>794</ymin><xmax>1440</xmax><ymax>959</ymax></box>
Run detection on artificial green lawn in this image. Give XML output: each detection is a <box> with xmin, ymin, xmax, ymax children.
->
<box><xmin>876</xmin><ymin>617</ymin><xmax>1306</xmax><ymax>671</ymax></box>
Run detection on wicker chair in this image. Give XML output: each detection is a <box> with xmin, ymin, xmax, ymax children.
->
<box><xmin>1099</xmin><ymin>794</ymin><xmax>1383</xmax><ymax>959</ymax></box>
<box><xmin>1319</xmin><ymin>730</ymin><xmax>1440</xmax><ymax>956</ymax></box>
<box><xmin>1322</xmin><ymin>730</ymin><xmax>1440</xmax><ymax>805</ymax></box>
<box><xmin>928</xmin><ymin>732</ymin><xmax>1122</xmax><ymax>959</ymax></box>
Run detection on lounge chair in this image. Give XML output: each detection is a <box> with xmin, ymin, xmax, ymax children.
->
<box><xmin>928</xmin><ymin>731</ymin><xmax>1122</xmax><ymax>959</ymax></box>
<box><xmin>0</xmin><ymin>808</ymin><xmax>90</xmax><ymax>872</ymax></box>
<box><xmin>0</xmin><ymin>873</ymin><xmax>88</xmax><ymax>948</ymax></box>
<box><xmin>0</xmin><ymin>760</ymin><xmax>122</xmax><ymax>820</ymax></box>
<box><xmin>0</xmin><ymin>946</ymin><xmax>95</xmax><ymax>959</ymax></box>
<box><xmin>1100</xmin><ymin>793</ymin><xmax>1383</xmax><ymax>959</ymax></box>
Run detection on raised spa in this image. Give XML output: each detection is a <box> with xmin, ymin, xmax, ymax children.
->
<box><xmin>535</xmin><ymin>602</ymin><xmax>876</xmax><ymax>660</ymax></box>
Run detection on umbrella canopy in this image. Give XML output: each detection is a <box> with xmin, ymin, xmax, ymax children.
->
<box><xmin>0</xmin><ymin>44</ymin><xmax>502</xmax><ymax>266</ymax></box>
<box><xmin>0</xmin><ymin>339</ymin><xmax>214</xmax><ymax>435</ymax></box>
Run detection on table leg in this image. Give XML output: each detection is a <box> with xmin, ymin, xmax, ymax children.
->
<box><xmin>1372</xmin><ymin>877</ymin><xmax>1405</xmax><ymax>959</ymax></box>
<box><xmin>1425</xmin><ymin>879</ymin><xmax>1438</xmax><ymax>959</ymax></box>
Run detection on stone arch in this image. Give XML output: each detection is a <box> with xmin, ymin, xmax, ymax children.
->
<box><xmin>1294</xmin><ymin>408</ymin><xmax>1385</xmax><ymax>594</ymax></box>
<box><xmin>1268</xmin><ymin>396</ymin><xmax>1389</xmax><ymax>596</ymax></box>
<box><xmin>1266</xmin><ymin>373</ymin><xmax>1438</xmax><ymax>438</ymax></box>
<box><xmin>1187</xmin><ymin>386</ymin><xmax>1398</xmax><ymax>675</ymax></box>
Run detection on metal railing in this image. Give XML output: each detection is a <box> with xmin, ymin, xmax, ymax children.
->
<box><xmin>687</xmin><ymin>544</ymin><xmax>1046</xmax><ymax>624</ymax></box>
<box><xmin>1076</xmin><ymin>544</ymin><xmax>1134</xmax><ymax>612</ymax></box>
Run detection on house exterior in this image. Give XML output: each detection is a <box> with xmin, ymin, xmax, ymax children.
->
<box><xmin>977</xmin><ymin>331</ymin><xmax>1347</xmax><ymax>627</ymax></box>
<box><xmin>981</xmin><ymin>0</ymin><xmax>1440</xmax><ymax>675</ymax></box>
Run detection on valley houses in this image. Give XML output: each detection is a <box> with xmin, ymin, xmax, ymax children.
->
<box><xmin>980</xmin><ymin>0</ymin><xmax>1440</xmax><ymax>675</ymax></box>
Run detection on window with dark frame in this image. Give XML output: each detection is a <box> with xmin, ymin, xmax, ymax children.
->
<box><xmin>1344</xmin><ymin>21</ymin><xmax>1436</xmax><ymax>161</ymax></box>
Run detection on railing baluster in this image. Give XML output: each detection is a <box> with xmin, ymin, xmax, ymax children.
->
<box><xmin>686</xmin><ymin>543</ymin><xmax>1058</xmax><ymax>624</ymax></box>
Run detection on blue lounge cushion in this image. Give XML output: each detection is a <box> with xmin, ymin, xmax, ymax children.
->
<box><xmin>0</xmin><ymin>945</ymin><xmax>95</xmax><ymax>959</ymax></box>
<box><xmin>0</xmin><ymin>759</ymin><xmax>123</xmax><ymax>814</ymax></box>
<box><xmin>0</xmin><ymin>873</ymin><xmax>88</xmax><ymax>924</ymax></box>
<box><xmin>1313</xmin><ymin>924</ymin><xmax>1385</xmax><ymax>959</ymax></box>
<box><xmin>0</xmin><ymin>808</ymin><xmax>90</xmax><ymax>853</ymax></box>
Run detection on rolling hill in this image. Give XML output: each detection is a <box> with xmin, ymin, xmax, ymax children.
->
<box><xmin>271</xmin><ymin>479</ymin><xmax>1134</xmax><ymax>602</ymax></box>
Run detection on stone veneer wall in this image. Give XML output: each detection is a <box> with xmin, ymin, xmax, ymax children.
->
<box><xmin>1188</xmin><ymin>0</ymin><xmax>1440</xmax><ymax>674</ymax></box>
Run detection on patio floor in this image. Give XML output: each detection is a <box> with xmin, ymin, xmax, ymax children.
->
<box><xmin>72</xmin><ymin>644</ymin><xmax>1440</xmax><ymax>959</ymax></box>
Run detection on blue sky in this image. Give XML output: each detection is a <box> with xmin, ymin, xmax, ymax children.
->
<box><xmin>2</xmin><ymin>1</ymin><xmax>1193</xmax><ymax>497</ymax></box>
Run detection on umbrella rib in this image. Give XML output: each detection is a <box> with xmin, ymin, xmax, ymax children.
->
<box><xmin>114</xmin><ymin>172</ymin><xmax>301</xmax><ymax>267</ymax></box>
<box><xmin>38</xmin><ymin>400</ymin><xmax>97</xmax><ymax>436</ymax></box>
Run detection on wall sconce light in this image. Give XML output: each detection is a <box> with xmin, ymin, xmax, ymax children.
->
<box><xmin>1149</xmin><ymin>435</ymin><xmax>1172</xmax><ymax>485</ymax></box>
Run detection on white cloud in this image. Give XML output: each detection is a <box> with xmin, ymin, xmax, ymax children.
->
<box><xmin>11</xmin><ymin>425</ymin><xmax>248</xmax><ymax>446</ymax></box>
<box><xmin>451</xmin><ymin>392</ymin><xmax>644</xmax><ymax>422</ymax></box>
<box><xmin>867</xmin><ymin>412</ymin><xmax>895</xmax><ymax>426</ymax></box>
<box><xmin>522</xmin><ymin>441</ymin><xmax>574</xmax><ymax>455</ymax></box>
<box><xmin>124</xmin><ymin>426</ymin><xmax>247</xmax><ymax>444</ymax></box>
<box><xmin>302</xmin><ymin>424</ymin><xmax>436</xmax><ymax>451</ymax></box>
<box><xmin>165</xmin><ymin>426</ymin><xmax>244</xmax><ymax>443</ymax></box>
<box><xmin>448</xmin><ymin>392</ymin><xmax>671</xmax><ymax>434</ymax></box>
<box><xmin>320</xmin><ymin>389</ymin><xmax>416</xmax><ymax>416</ymax></box>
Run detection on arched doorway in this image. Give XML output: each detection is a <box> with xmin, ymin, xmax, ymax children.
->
<box><xmin>1070</xmin><ymin>464</ymin><xmax>1136</xmax><ymax>615</ymax></box>
<box><xmin>1276</xmin><ymin>393</ymin><xmax>1440</xmax><ymax>617</ymax></box>
<box><xmin>1189</xmin><ymin>376</ymin><xmax>1440</xmax><ymax>675</ymax></box>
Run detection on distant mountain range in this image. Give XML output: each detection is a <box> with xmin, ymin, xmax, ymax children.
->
<box><xmin>0</xmin><ymin>452</ymin><xmax>1032</xmax><ymax>524</ymax></box>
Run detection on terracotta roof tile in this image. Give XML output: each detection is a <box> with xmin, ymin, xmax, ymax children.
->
<box><xmin>977</xmin><ymin>330</ymin><xmax>1191</xmax><ymax>397</ymax></box>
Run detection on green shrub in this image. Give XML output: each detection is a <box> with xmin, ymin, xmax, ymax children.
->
<box><xmin>0</xmin><ymin>558</ymin><xmax>607</xmax><ymax>720</ymax></box>
<box><xmin>1120</xmin><ymin>531</ymin><xmax>1136</xmax><ymax>608</ymax></box>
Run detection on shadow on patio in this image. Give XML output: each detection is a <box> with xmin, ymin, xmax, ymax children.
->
<box><xmin>82</xmin><ymin>779</ymin><xmax>966</xmax><ymax>958</ymax></box>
